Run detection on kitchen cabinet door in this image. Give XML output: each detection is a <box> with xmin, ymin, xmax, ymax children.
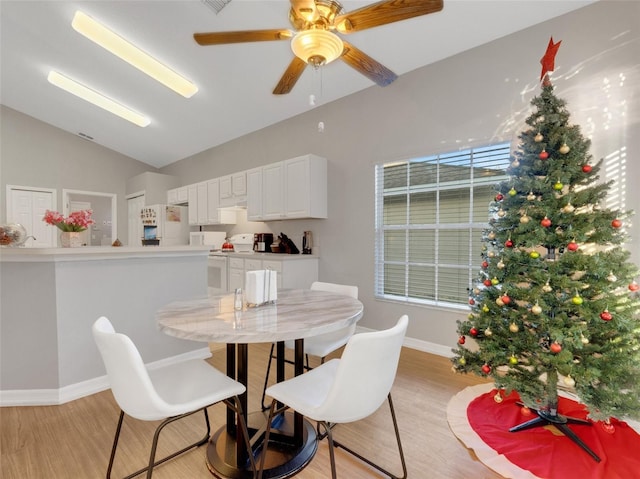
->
<box><xmin>187</xmin><ymin>184</ymin><xmax>198</xmax><ymax>225</ymax></box>
<box><xmin>284</xmin><ymin>154</ymin><xmax>327</xmax><ymax>219</ymax></box>
<box><xmin>167</xmin><ymin>188</ymin><xmax>178</xmax><ymax>205</ymax></box>
<box><xmin>246</xmin><ymin>167</ymin><xmax>263</xmax><ymax>221</ymax></box>
<box><xmin>206</xmin><ymin>179</ymin><xmax>220</xmax><ymax>224</ymax></box>
<box><xmin>262</xmin><ymin>162</ymin><xmax>285</xmax><ymax>220</ymax></box>
<box><xmin>197</xmin><ymin>182</ymin><xmax>208</xmax><ymax>224</ymax></box>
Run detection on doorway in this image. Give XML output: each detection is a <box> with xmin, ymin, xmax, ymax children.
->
<box><xmin>63</xmin><ymin>189</ymin><xmax>117</xmax><ymax>246</ymax></box>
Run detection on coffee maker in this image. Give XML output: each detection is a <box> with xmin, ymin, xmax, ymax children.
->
<box><xmin>302</xmin><ymin>231</ymin><xmax>313</xmax><ymax>254</ymax></box>
<box><xmin>254</xmin><ymin>233</ymin><xmax>274</xmax><ymax>252</ymax></box>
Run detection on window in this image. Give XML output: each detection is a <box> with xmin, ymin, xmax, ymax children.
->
<box><xmin>374</xmin><ymin>143</ymin><xmax>511</xmax><ymax>308</ymax></box>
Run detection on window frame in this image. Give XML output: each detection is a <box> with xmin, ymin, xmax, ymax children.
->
<box><xmin>374</xmin><ymin>143</ymin><xmax>511</xmax><ymax>309</ymax></box>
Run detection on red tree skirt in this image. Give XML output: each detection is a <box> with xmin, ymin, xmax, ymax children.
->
<box><xmin>447</xmin><ymin>384</ymin><xmax>640</xmax><ymax>479</ymax></box>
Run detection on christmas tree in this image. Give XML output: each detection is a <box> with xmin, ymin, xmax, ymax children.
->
<box><xmin>452</xmin><ymin>38</ymin><xmax>640</xmax><ymax>433</ymax></box>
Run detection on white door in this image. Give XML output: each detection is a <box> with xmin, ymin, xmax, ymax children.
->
<box><xmin>69</xmin><ymin>201</ymin><xmax>91</xmax><ymax>246</ymax></box>
<box><xmin>127</xmin><ymin>194</ymin><xmax>145</xmax><ymax>246</ymax></box>
<box><xmin>8</xmin><ymin>187</ymin><xmax>55</xmax><ymax>247</ymax></box>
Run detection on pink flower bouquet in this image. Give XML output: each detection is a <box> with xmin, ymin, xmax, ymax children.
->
<box><xmin>43</xmin><ymin>209</ymin><xmax>94</xmax><ymax>232</ymax></box>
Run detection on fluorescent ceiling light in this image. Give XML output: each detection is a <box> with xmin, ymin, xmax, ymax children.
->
<box><xmin>72</xmin><ymin>11</ymin><xmax>198</xmax><ymax>98</ymax></box>
<box><xmin>48</xmin><ymin>71</ymin><xmax>151</xmax><ymax>127</ymax></box>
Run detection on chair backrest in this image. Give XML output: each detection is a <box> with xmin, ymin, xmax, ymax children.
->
<box><xmin>310</xmin><ymin>281</ymin><xmax>358</xmax><ymax>299</ymax></box>
<box><xmin>314</xmin><ymin>315</ymin><xmax>408</xmax><ymax>423</ymax></box>
<box><xmin>92</xmin><ymin>316</ymin><xmax>169</xmax><ymax>421</ymax></box>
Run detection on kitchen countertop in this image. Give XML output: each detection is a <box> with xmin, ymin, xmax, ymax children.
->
<box><xmin>210</xmin><ymin>251</ymin><xmax>319</xmax><ymax>259</ymax></box>
<box><xmin>0</xmin><ymin>245</ymin><xmax>211</xmax><ymax>262</ymax></box>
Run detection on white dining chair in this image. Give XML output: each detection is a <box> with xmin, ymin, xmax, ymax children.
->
<box><xmin>260</xmin><ymin>281</ymin><xmax>359</xmax><ymax>410</ymax></box>
<box><xmin>92</xmin><ymin>316</ymin><xmax>257</xmax><ymax>479</ymax></box>
<box><xmin>258</xmin><ymin>315</ymin><xmax>409</xmax><ymax>479</ymax></box>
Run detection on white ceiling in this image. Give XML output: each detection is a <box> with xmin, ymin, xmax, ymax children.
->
<box><xmin>0</xmin><ymin>0</ymin><xmax>596</xmax><ymax>168</ymax></box>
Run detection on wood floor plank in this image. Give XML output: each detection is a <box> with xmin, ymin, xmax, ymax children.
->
<box><xmin>0</xmin><ymin>343</ymin><xmax>501</xmax><ymax>479</ymax></box>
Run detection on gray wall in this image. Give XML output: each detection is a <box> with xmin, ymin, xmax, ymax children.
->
<box><xmin>0</xmin><ymin>105</ymin><xmax>156</xmax><ymax>243</ymax></box>
<box><xmin>2</xmin><ymin>1</ymin><xmax>638</xmax><ymax>353</ymax></box>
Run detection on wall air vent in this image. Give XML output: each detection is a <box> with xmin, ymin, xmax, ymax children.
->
<box><xmin>201</xmin><ymin>0</ymin><xmax>232</xmax><ymax>14</ymax></box>
<box><xmin>78</xmin><ymin>132</ymin><xmax>94</xmax><ymax>141</ymax></box>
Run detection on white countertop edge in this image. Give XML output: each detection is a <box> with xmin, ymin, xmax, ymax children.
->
<box><xmin>210</xmin><ymin>252</ymin><xmax>320</xmax><ymax>260</ymax></box>
<box><xmin>0</xmin><ymin>245</ymin><xmax>211</xmax><ymax>262</ymax></box>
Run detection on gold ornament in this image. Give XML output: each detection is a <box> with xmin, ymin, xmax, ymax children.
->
<box><xmin>494</xmin><ymin>391</ymin><xmax>503</xmax><ymax>403</ymax></box>
<box><xmin>509</xmin><ymin>322</ymin><xmax>519</xmax><ymax>333</ymax></box>
<box><xmin>484</xmin><ymin>327</ymin><xmax>492</xmax><ymax>336</ymax></box>
<box><xmin>563</xmin><ymin>375</ymin><xmax>576</xmax><ymax>387</ymax></box>
<box><xmin>542</xmin><ymin>282</ymin><xmax>553</xmax><ymax>293</ymax></box>
<box><xmin>559</xmin><ymin>143</ymin><xmax>570</xmax><ymax>154</ymax></box>
<box><xmin>497</xmin><ymin>209</ymin><xmax>506</xmax><ymax>217</ymax></box>
<box><xmin>607</xmin><ymin>273</ymin><xmax>617</xmax><ymax>282</ymax></box>
<box><xmin>497</xmin><ymin>260</ymin><xmax>505</xmax><ymax>269</ymax></box>
<box><xmin>527</xmin><ymin>192</ymin><xmax>537</xmax><ymax>201</ymax></box>
<box><xmin>534</xmin><ymin>132</ymin><xmax>543</xmax><ymax>142</ymax></box>
<box><xmin>496</xmin><ymin>297</ymin><xmax>505</xmax><ymax>306</ymax></box>
<box><xmin>520</xmin><ymin>215</ymin><xmax>530</xmax><ymax>224</ymax></box>
<box><xmin>488</xmin><ymin>231</ymin><xmax>496</xmax><ymax>240</ymax></box>
<box><xmin>562</xmin><ymin>203</ymin><xmax>575</xmax><ymax>213</ymax></box>
<box><xmin>531</xmin><ymin>303</ymin><xmax>542</xmax><ymax>315</ymax></box>
<box><xmin>581</xmin><ymin>335</ymin><xmax>590</xmax><ymax>344</ymax></box>
<box><xmin>511</xmin><ymin>159</ymin><xmax>520</xmax><ymax>168</ymax></box>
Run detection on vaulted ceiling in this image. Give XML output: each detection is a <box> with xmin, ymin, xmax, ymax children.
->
<box><xmin>0</xmin><ymin>1</ymin><xmax>596</xmax><ymax>168</ymax></box>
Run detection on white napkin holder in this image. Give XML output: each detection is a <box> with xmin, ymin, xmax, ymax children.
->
<box><xmin>245</xmin><ymin>270</ymin><xmax>277</xmax><ymax>307</ymax></box>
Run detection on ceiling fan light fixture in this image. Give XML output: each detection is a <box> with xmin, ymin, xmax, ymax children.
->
<box><xmin>72</xmin><ymin>11</ymin><xmax>198</xmax><ymax>98</ymax></box>
<box><xmin>291</xmin><ymin>29</ymin><xmax>343</xmax><ymax>67</ymax></box>
<box><xmin>47</xmin><ymin>71</ymin><xmax>151</xmax><ymax>127</ymax></box>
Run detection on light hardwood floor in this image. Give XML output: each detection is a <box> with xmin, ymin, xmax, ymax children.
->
<box><xmin>1</xmin><ymin>343</ymin><xmax>502</xmax><ymax>479</ymax></box>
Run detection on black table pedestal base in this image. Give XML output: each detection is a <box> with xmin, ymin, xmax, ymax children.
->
<box><xmin>206</xmin><ymin>411</ymin><xmax>317</xmax><ymax>479</ymax></box>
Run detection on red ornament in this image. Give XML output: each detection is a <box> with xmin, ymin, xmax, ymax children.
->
<box><xmin>505</xmin><ymin>239</ymin><xmax>514</xmax><ymax>248</ymax></box>
<box><xmin>540</xmin><ymin>217</ymin><xmax>552</xmax><ymax>228</ymax></box>
<box><xmin>501</xmin><ymin>294</ymin><xmax>511</xmax><ymax>305</ymax></box>
<box><xmin>458</xmin><ymin>336</ymin><xmax>466</xmax><ymax>345</ymax></box>
<box><xmin>582</xmin><ymin>164</ymin><xmax>592</xmax><ymax>173</ymax></box>
<box><xmin>539</xmin><ymin>150</ymin><xmax>549</xmax><ymax>160</ymax></box>
<box><xmin>600</xmin><ymin>310</ymin><xmax>613</xmax><ymax>321</ymax></box>
<box><xmin>612</xmin><ymin>219</ymin><xmax>623</xmax><ymax>228</ymax></box>
<box><xmin>550</xmin><ymin>342</ymin><xmax>562</xmax><ymax>353</ymax></box>
<box><xmin>470</xmin><ymin>327</ymin><xmax>478</xmax><ymax>337</ymax></box>
<box><xmin>482</xmin><ymin>261</ymin><xmax>489</xmax><ymax>269</ymax></box>
<box><xmin>567</xmin><ymin>241</ymin><xmax>579</xmax><ymax>252</ymax></box>
<box><xmin>483</xmin><ymin>279</ymin><xmax>492</xmax><ymax>287</ymax></box>
<box><xmin>495</xmin><ymin>193</ymin><xmax>504</xmax><ymax>202</ymax></box>
<box><xmin>481</xmin><ymin>364</ymin><xmax>491</xmax><ymax>374</ymax></box>
<box><xmin>469</xmin><ymin>298</ymin><xmax>475</xmax><ymax>305</ymax></box>
<box><xmin>629</xmin><ymin>281</ymin><xmax>640</xmax><ymax>292</ymax></box>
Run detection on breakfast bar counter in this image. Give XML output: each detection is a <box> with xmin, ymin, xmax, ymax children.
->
<box><xmin>0</xmin><ymin>246</ymin><xmax>211</xmax><ymax>406</ymax></box>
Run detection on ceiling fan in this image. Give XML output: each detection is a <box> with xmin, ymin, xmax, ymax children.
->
<box><xmin>194</xmin><ymin>0</ymin><xmax>444</xmax><ymax>94</ymax></box>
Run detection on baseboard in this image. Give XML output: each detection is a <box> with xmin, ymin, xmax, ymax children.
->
<box><xmin>355</xmin><ymin>326</ymin><xmax>454</xmax><ymax>358</ymax></box>
<box><xmin>0</xmin><ymin>347</ymin><xmax>212</xmax><ymax>407</ymax></box>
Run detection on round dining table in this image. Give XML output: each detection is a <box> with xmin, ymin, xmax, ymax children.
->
<box><xmin>156</xmin><ymin>288</ymin><xmax>364</xmax><ymax>479</ymax></box>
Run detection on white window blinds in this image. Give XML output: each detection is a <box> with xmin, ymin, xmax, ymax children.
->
<box><xmin>375</xmin><ymin>143</ymin><xmax>511</xmax><ymax>308</ymax></box>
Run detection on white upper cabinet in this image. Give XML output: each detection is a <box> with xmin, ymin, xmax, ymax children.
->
<box><xmin>247</xmin><ymin>154</ymin><xmax>327</xmax><ymax>221</ymax></box>
<box><xmin>167</xmin><ymin>186</ymin><xmax>188</xmax><ymax>205</ymax></box>
<box><xmin>284</xmin><ymin>154</ymin><xmax>327</xmax><ymax>219</ymax></box>
<box><xmin>187</xmin><ymin>184</ymin><xmax>198</xmax><ymax>225</ymax></box>
<box><xmin>196</xmin><ymin>182</ymin><xmax>208</xmax><ymax>225</ymax></box>
<box><xmin>246</xmin><ymin>167</ymin><xmax>263</xmax><ymax>221</ymax></box>
<box><xmin>219</xmin><ymin>171</ymin><xmax>247</xmax><ymax>207</ymax></box>
<box><xmin>262</xmin><ymin>162</ymin><xmax>285</xmax><ymax>220</ymax></box>
<box><xmin>206</xmin><ymin>178</ymin><xmax>220</xmax><ymax>223</ymax></box>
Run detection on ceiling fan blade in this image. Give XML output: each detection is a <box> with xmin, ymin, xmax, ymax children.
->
<box><xmin>341</xmin><ymin>41</ymin><xmax>397</xmax><ymax>87</ymax></box>
<box><xmin>335</xmin><ymin>0</ymin><xmax>443</xmax><ymax>34</ymax></box>
<box><xmin>194</xmin><ymin>29</ymin><xmax>292</xmax><ymax>46</ymax></box>
<box><xmin>273</xmin><ymin>57</ymin><xmax>308</xmax><ymax>95</ymax></box>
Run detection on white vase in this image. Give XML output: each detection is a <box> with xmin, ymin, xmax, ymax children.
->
<box><xmin>60</xmin><ymin>231</ymin><xmax>82</xmax><ymax>248</ymax></box>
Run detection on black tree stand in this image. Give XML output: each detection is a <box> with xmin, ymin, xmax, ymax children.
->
<box><xmin>509</xmin><ymin>372</ymin><xmax>601</xmax><ymax>463</ymax></box>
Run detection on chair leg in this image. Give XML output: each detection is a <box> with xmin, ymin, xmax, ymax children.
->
<box><xmin>257</xmin><ymin>399</ymin><xmax>290</xmax><ymax>479</ymax></box>
<box><xmin>319</xmin><ymin>421</ymin><xmax>338</xmax><ymax>479</ymax></box>
<box><xmin>261</xmin><ymin>343</ymin><xmax>277</xmax><ymax>411</ymax></box>
<box><xmin>332</xmin><ymin>393</ymin><xmax>407</xmax><ymax>479</ymax></box>
<box><xmin>107</xmin><ymin>407</ymin><xmax>211</xmax><ymax>479</ymax></box>
<box><xmin>224</xmin><ymin>396</ymin><xmax>258</xmax><ymax>478</ymax></box>
<box><xmin>106</xmin><ymin>410</ymin><xmax>125</xmax><ymax>479</ymax></box>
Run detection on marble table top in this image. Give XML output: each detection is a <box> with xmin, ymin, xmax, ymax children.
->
<box><xmin>157</xmin><ymin>289</ymin><xmax>364</xmax><ymax>344</ymax></box>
